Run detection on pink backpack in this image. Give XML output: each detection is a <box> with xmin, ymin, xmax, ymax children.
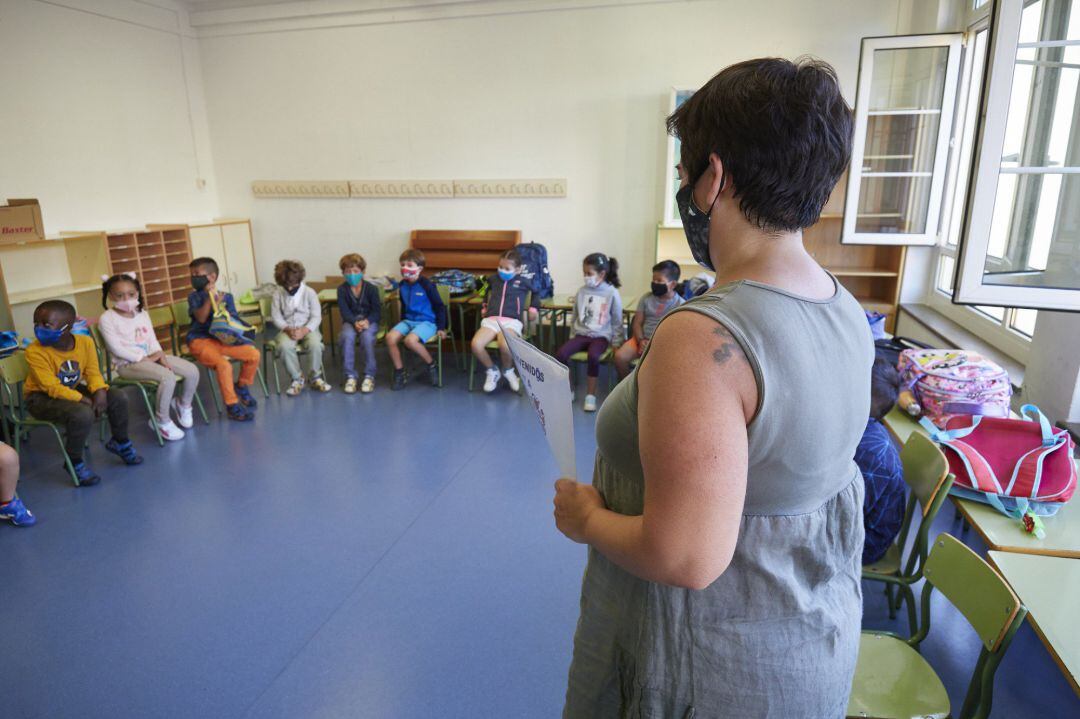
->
<box><xmin>898</xmin><ymin>349</ymin><xmax>1011</xmax><ymax>428</ymax></box>
<box><xmin>921</xmin><ymin>405</ymin><xmax>1077</xmax><ymax>517</ymax></box>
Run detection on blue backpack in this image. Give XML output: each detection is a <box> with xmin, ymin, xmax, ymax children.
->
<box><xmin>0</xmin><ymin>331</ymin><xmax>19</xmax><ymax>358</ymax></box>
<box><xmin>516</xmin><ymin>242</ymin><xmax>554</xmax><ymax>300</ymax></box>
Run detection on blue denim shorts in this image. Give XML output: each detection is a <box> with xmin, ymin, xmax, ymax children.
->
<box><xmin>392</xmin><ymin>320</ymin><xmax>438</xmax><ymax>343</ymax></box>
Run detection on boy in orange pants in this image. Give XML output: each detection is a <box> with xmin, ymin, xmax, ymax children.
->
<box><xmin>187</xmin><ymin>257</ymin><xmax>261</xmax><ymax>421</ymax></box>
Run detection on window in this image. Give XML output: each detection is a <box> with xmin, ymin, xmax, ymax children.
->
<box><xmin>842</xmin><ymin>35</ymin><xmax>963</xmax><ymax>245</ymax></box>
<box><xmin>955</xmin><ymin>0</ymin><xmax>1080</xmax><ymax>311</ymax></box>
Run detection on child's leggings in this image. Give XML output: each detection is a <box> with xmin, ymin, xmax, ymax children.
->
<box><xmin>555</xmin><ymin>335</ymin><xmax>610</xmax><ymax>378</ymax></box>
<box><xmin>188</xmin><ymin>338</ymin><xmax>260</xmax><ymax>406</ymax></box>
<box><xmin>117</xmin><ymin>357</ymin><xmax>200</xmax><ymax>420</ymax></box>
<box><xmin>25</xmin><ymin>387</ymin><xmax>129</xmax><ymax>463</ymax></box>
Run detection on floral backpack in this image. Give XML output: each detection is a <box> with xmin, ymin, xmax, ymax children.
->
<box><xmin>898</xmin><ymin>349</ymin><xmax>1011</xmax><ymax>428</ymax></box>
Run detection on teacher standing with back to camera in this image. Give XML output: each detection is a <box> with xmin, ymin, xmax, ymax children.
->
<box><xmin>553</xmin><ymin>57</ymin><xmax>874</xmax><ymax>717</ymax></box>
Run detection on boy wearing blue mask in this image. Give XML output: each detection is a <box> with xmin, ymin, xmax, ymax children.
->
<box><xmin>470</xmin><ymin>249</ymin><xmax>539</xmax><ymax>393</ymax></box>
<box><xmin>337</xmin><ymin>253</ymin><xmax>382</xmax><ymax>394</ymax></box>
<box><xmin>24</xmin><ymin>300</ymin><xmax>142</xmax><ymax>486</ymax></box>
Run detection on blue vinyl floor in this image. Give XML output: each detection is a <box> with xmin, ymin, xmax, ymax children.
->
<box><xmin>2</xmin><ymin>348</ymin><xmax>1078</xmax><ymax>718</ymax></box>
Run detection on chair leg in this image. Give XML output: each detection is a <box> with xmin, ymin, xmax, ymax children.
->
<box><xmin>468</xmin><ymin>352</ymin><xmax>476</xmax><ymax>392</ymax></box>
<box><xmin>207</xmin><ymin>371</ymin><xmax>224</xmax><ymax>414</ymax></box>
<box><xmin>885</xmin><ymin>583</ymin><xmax>897</xmax><ymax>620</ymax></box>
<box><xmin>192</xmin><ymin>391</ymin><xmax>210</xmax><ymax>425</ymax></box>
<box><xmin>142</xmin><ymin>386</ymin><xmax>164</xmax><ymax>447</ymax></box>
<box><xmin>902</xmin><ymin>585</ymin><xmax>918</xmax><ymax>637</ymax></box>
<box><xmin>48</xmin><ymin>425</ymin><xmax>79</xmax><ymax>487</ymax></box>
<box><xmin>437</xmin><ymin>342</ymin><xmax>444</xmax><ymax>388</ymax></box>
<box><xmin>255</xmin><ymin>366</ymin><xmax>270</xmax><ymax>398</ymax></box>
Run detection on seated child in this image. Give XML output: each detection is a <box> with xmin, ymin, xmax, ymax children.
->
<box><xmin>186</xmin><ymin>257</ymin><xmax>261</xmax><ymax>421</ymax></box>
<box><xmin>98</xmin><ymin>273</ymin><xmax>201</xmax><ymax>440</ymax></box>
<box><xmin>337</xmin><ymin>253</ymin><xmax>382</xmax><ymax>394</ymax></box>
<box><xmin>0</xmin><ymin>441</ymin><xmax>35</xmax><ymax>526</ymax></box>
<box><xmin>24</xmin><ymin>300</ymin><xmax>143</xmax><ymax>486</ymax></box>
<box><xmin>857</xmin><ymin>357</ymin><xmax>907</xmax><ymax>565</ymax></box>
<box><xmin>270</xmin><ymin>259</ymin><xmax>331</xmax><ymax>396</ymax></box>
<box><xmin>614</xmin><ymin>260</ymin><xmax>685</xmax><ymax>379</ymax></box>
<box><xmin>554</xmin><ymin>252</ymin><xmax>624</xmax><ymax>412</ymax></box>
<box><xmin>471</xmin><ymin>248</ymin><xmax>538</xmax><ymax>394</ymax></box>
<box><xmin>386</xmin><ymin>249</ymin><xmax>448</xmax><ymax>390</ymax></box>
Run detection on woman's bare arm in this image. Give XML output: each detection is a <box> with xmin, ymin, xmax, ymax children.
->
<box><xmin>579</xmin><ymin>311</ymin><xmax>758</xmax><ymax>589</ymax></box>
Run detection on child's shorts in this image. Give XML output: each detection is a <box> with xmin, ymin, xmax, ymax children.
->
<box><xmin>392</xmin><ymin>320</ymin><xmax>438</xmax><ymax>343</ymax></box>
<box><xmin>480</xmin><ymin>316</ymin><xmax>524</xmax><ymax>337</ymax></box>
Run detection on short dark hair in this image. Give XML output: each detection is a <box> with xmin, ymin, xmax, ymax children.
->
<box><xmin>870</xmin><ymin>357</ymin><xmax>900</xmax><ymax>421</ymax></box>
<box><xmin>35</xmin><ymin>299</ymin><xmax>76</xmax><ymax>323</ymax></box>
<box><xmin>274</xmin><ymin>259</ymin><xmax>306</xmax><ymax>287</ymax></box>
<box><xmin>190</xmin><ymin>257</ymin><xmax>219</xmax><ymax>275</ymax></box>
<box><xmin>653</xmin><ymin>260</ymin><xmax>681</xmax><ymax>283</ymax></box>
<box><xmin>500</xmin><ymin>249</ymin><xmax>522</xmax><ymax>267</ymax></box>
<box><xmin>666</xmin><ymin>57</ymin><xmax>853</xmax><ymax>232</ymax></box>
<box><xmin>400</xmin><ymin>249</ymin><xmax>426</xmax><ymax>267</ymax></box>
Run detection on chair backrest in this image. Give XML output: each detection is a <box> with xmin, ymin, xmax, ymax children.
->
<box><xmin>87</xmin><ymin>324</ymin><xmax>112</xmax><ymax>378</ymax></box>
<box><xmin>920</xmin><ymin>533</ymin><xmax>1026</xmax><ymax>719</ymax></box>
<box><xmin>258</xmin><ymin>297</ymin><xmax>271</xmax><ymax>321</ymax></box>
<box><xmin>148</xmin><ymin>305</ymin><xmax>174</xmax><ymax>329</ymax></box>
<box><xmin>902</xmin><ymin>432</ymin><xmax>950</xmax><ymax>513</ymax></box>
<box><xmin>169</xmin><ymin>300</ymin><xmax>190</xmax><ymax>329</ymax></box>
<box><xmin>0</xmin><ymin>352</ymin><xmax>31</xmax><ymax>419</ymax></box>
<box><xmin>436</xmin><ymin>284</ymin><xmax>451</xmax><ymax>307</ymax></box>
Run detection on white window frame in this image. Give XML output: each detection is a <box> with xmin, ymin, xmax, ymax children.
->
<box><xmin>954</xmin><ymin>0</ymin><xmax>1080</xmax><ymax>311</ymax></box>
<box><xmin>661</xmin><ymin>87</ymin><xmax>696</xmax><ymax>228</ymax></box>
<box><xmin>842</xmin><ymin>34</ymin><xmax>964</xmax><ymax>245</ymax></box>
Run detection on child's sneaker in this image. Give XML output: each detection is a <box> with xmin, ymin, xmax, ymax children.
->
<box><xmin>311</xmin><ymin>376</ymin><xmax>332</xmax><ymax>393</ymax></box>
<box><xmin>0</xmin><ymin>496</ymin><xmax>36</xmax><ymax>526</ymax></box>
<box><xmin>170</xmin><ymin>398</ymin><xmax>194</xmax><ymax>429</ymax></box>
<box><xmin>583</xmin><ymin>394</ymin><xmax>598</xmax><ymax>412</ymax></box>
<box><xmin>344</xmin><ymin>377</ymin><xmax>358</xmax><ymax>394</ymax></box>
<box><xmin>152</xmin><ymin>418</ymin><xmax>185</xmax><ymax>441</ymax></box>
<box><xmin>286</xmin><ymin>378</ymin><xmax>305</xmax><ymax>397</ymax></box>
<box><xmin>427</xmin><ymin>362</ymin><xmax>439</xmax><ymax>387</ymax></box>
<box><xmin>483</xmin><ymin>367</ymin><xmax>501</xmax><ymax>393</ymax></box>
<box><xmin>227</xmin><ymin>403</ymin><xmax>253</xmax><ymax>421</ymax></box>
<box><xmin>236</xmin><ymin>385</ymin><xmax>258</xmax><ymax>408</ymax></box>
<box><xmin>361</xmin><ymin>376</ymin><xmax>375</xmax><ymax>394</ymax></box>
<box><xmin>105</xmin><ymin>438</ymin><xmax>144</xmax><ymax>465</ymax></box>
<box><xmin>392</xmin><ymin>368</ymin><xmax>406</xmax><ymax>391</ymax></box>
<box><xmin>72</xmin><ymin>460</ymin><xmax>101</xmax><ymax>487</ymax></box>
<box><xmin>504</xmin><ymin>367</ymin><xmax>521</xmax><ymax>393</ymax></box>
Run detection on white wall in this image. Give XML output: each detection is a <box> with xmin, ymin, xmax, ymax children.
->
<box><xmin>197</xmin><ymin>0</ymin><xmax>904</xmax><ymax>297</ymax></box>
<box><xmin>0</xmin><ymin>0</ymin><xmax>218</xmax><ymax>233</ymax></box>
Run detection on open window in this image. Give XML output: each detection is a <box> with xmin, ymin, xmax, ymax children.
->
<box><xmin>842</xmin><ymin>34</ymin><xmax>964</xmax><ymax>245</ymax></box>
<box><xmin>955</xmin><ymin>0</ymin><xmax>1080</xmax><ymax>311</ymax></box>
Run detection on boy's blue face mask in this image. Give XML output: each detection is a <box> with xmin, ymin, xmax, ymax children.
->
<box><xmin>497</xmin><ymin>269</ymin><xmax>515</xmax><ymax>281</ymax></box>
<box><xmin>35</xmin><ymin>324</ymin><xmax>69</xmax><ymax>346</ymax></box>
<box><xmin>345</xmin><ymin>272</ymin><xmax>363</xmax><ymax>286</ymax></box>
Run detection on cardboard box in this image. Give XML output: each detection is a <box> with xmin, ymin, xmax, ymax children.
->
<box><xmin>0</xmin><ymin>199</ymin><xmax>45</xmax><ymax>244</ymax></box>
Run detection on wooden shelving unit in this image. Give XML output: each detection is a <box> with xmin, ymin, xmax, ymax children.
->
<box><xmin>654</xmin><ymin>180</ymin><xmax>907</xmax><ymax>332</ymax></box>
<box><xmin>106</xmin><ymin>225</ymin><xmax>193</xmax><ymax>310</ymax></box>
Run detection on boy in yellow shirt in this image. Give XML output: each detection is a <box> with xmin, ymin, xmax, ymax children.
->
<box><xmin>24</xmin><ymin>300</ymin><xmax>142</xmax><ymax>486</ymax></box>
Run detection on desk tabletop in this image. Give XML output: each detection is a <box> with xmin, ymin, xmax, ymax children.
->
<box><xmin>988</xmin><ymin>551</ymin><xmax>1080</xmax><ymax>696</ymax></box>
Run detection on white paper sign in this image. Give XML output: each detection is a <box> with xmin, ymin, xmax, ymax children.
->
<box><xmin>503</xmin><ymin>331</ymin><xmax>577</xmax><ymax>480</ymax></box>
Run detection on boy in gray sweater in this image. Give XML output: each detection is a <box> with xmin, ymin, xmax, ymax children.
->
<box><xmin>270</xmin><ymin>260</ymin><xmax>331</xmax><ymax>396</ymax></box>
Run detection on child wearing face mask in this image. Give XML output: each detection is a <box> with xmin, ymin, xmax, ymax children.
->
<box><xmin>24</xmin><ymin>299</ymin><xmax>142</xmax><ymax>486</ymax></box>
<box><xmin>270</xmin><ymin>259</ymin><xmax>330</xmax><ymax>396</ymax></box>
<box><xmin>98</xmin><ymin>273</ymin><xmax>201</xmax><ymax>440</ymax></box>
<box><xmin>387</xmin><ymin>249</ymin><xmax>448</xmax><ymax>390</ymax></box>
<box><xmin>471</xmin><ymin>248</ymin><xmax>539</xmax><ymax>393</ymax></box>
<box><xmin>554</xmin><ymin>252</ymin><xmax>624</xmax><ymax>412</ymax></box>
<box><xmin>336</xmin><ymin>252</ymin><xmax>382</xmax><ymax>394</ymax></box>
<box><xmin>614</xmin><ymin>260</ymin><xmax>684</xmax><ymax>380</ymax></box>
<box><xmin>187</xmin><ymin>257</ymin><xmax>261</xmax><ymax>421</ymax></box>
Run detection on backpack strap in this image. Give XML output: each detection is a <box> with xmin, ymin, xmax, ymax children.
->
<box><xmin>1020</xmin><ymin>404</ymin><xmax>1056</xmax><ymax>447</ymax></box>
<box><xmin>920</xmin><ymin>416</ymin><xmax>1003</xmax><ymax>494</ymax></box>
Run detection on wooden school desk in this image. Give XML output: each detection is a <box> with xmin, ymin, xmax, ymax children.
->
<box><xmin>988</xmin><ymin>551</ymin><xmax>1080</xmax><ymax>697</ymax></box>
<box><xmin>882</xmin><ymin>407</ymin><xmax>1080</xmax><ymax>559</ymax></box>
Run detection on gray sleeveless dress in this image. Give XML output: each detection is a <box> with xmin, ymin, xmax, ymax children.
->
<box><xmin>564</xmin><ymin>277</ymin><xmax>874</xmax><ymax>718</ymax></box>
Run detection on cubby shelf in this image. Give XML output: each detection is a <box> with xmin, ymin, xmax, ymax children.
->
<box><xmin>106</xmin><ymin>225</ymin><xmax>193</xmax><ymax>311</ymax></box>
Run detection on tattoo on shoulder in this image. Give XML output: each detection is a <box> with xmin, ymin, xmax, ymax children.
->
<box><xmin>712</xmin><ymin>325</ymin><xmax>743</xmax><ymax>367</ymax></box>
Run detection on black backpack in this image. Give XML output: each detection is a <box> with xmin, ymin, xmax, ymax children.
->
<box><xmin>874</xmin><ymin>336</ymin><xmax>934</xmax><ymax>368</ymax></box>
<box><xmin>515</xmin><ymin>242</ymin><xmax>554</xmax><ymax>300</ymax></box>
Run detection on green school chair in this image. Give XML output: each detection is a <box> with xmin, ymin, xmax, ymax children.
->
<box><xmin>468</xmin><ymin>292</ymin><xmax>534</xmax><ymax>393</ymax></box>
<box><xmin>0</xmin><ymin>352</ymin><xmax>81</xmax><ymax>486</ymax></box>
<box><xmin>846</xmin><ymin>533</ymin><xmax>1027</xmax><ymax>719</ymax></box>
<box><xmin>421</xmin><ymin>284</ymin><xmax>455</xmax><ymax>387</ymax></box>
<box><xmin>862</xmin><ymin>432</ymin><xmax>955</xmax><ymax>635</ymax></box>
<box><xmin>168</xmin><ymin>300</ymin><xmax>270</xmax><ymax>413</ymax></box>
<box><xmin>569</xmin><ymin>347</ymin><xmax>615</xmax><ymax>391</ymax></box>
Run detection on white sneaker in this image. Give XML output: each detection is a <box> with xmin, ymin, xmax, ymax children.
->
<box><xmin>344</xmin><ymin>377</ymin><xmax>358</xmax><ymax>394</ymax></box>
<box><xmin>503</xmin><ymin>367</ymin><xmax>521</xmax><ymax>392</ymax></box>
<box><xmin>311</xmin><ymin>376</ymin><xmax>332</xmax><ymax>393</ymax></box>
<box><xmin>583</xmin><ymin>394</ymin><xmax>598</xmax><ymax>412</ymax></box>
<box><xmin>286</xmin><ymin>378</ymin><xmax>305</xmax><ymax>396</ymax></box>
<box><xmin>153</xmin><ymin>418</ymin><xmax>185</xmax><ymax>441</ymax></box>
<box><xmin>483</xmin><ymin>367</ymin><xmax>501</xmax><ymax>393</ymax></box>
<box><xmin>170</xmin><ymin>398</ymin><xmax>194</xmax><ymax>429</ymax></box>
<box><xmin>361</xmin><ymin>376</ymin><xmax>375</xmax><ymax>394</ymax></box>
